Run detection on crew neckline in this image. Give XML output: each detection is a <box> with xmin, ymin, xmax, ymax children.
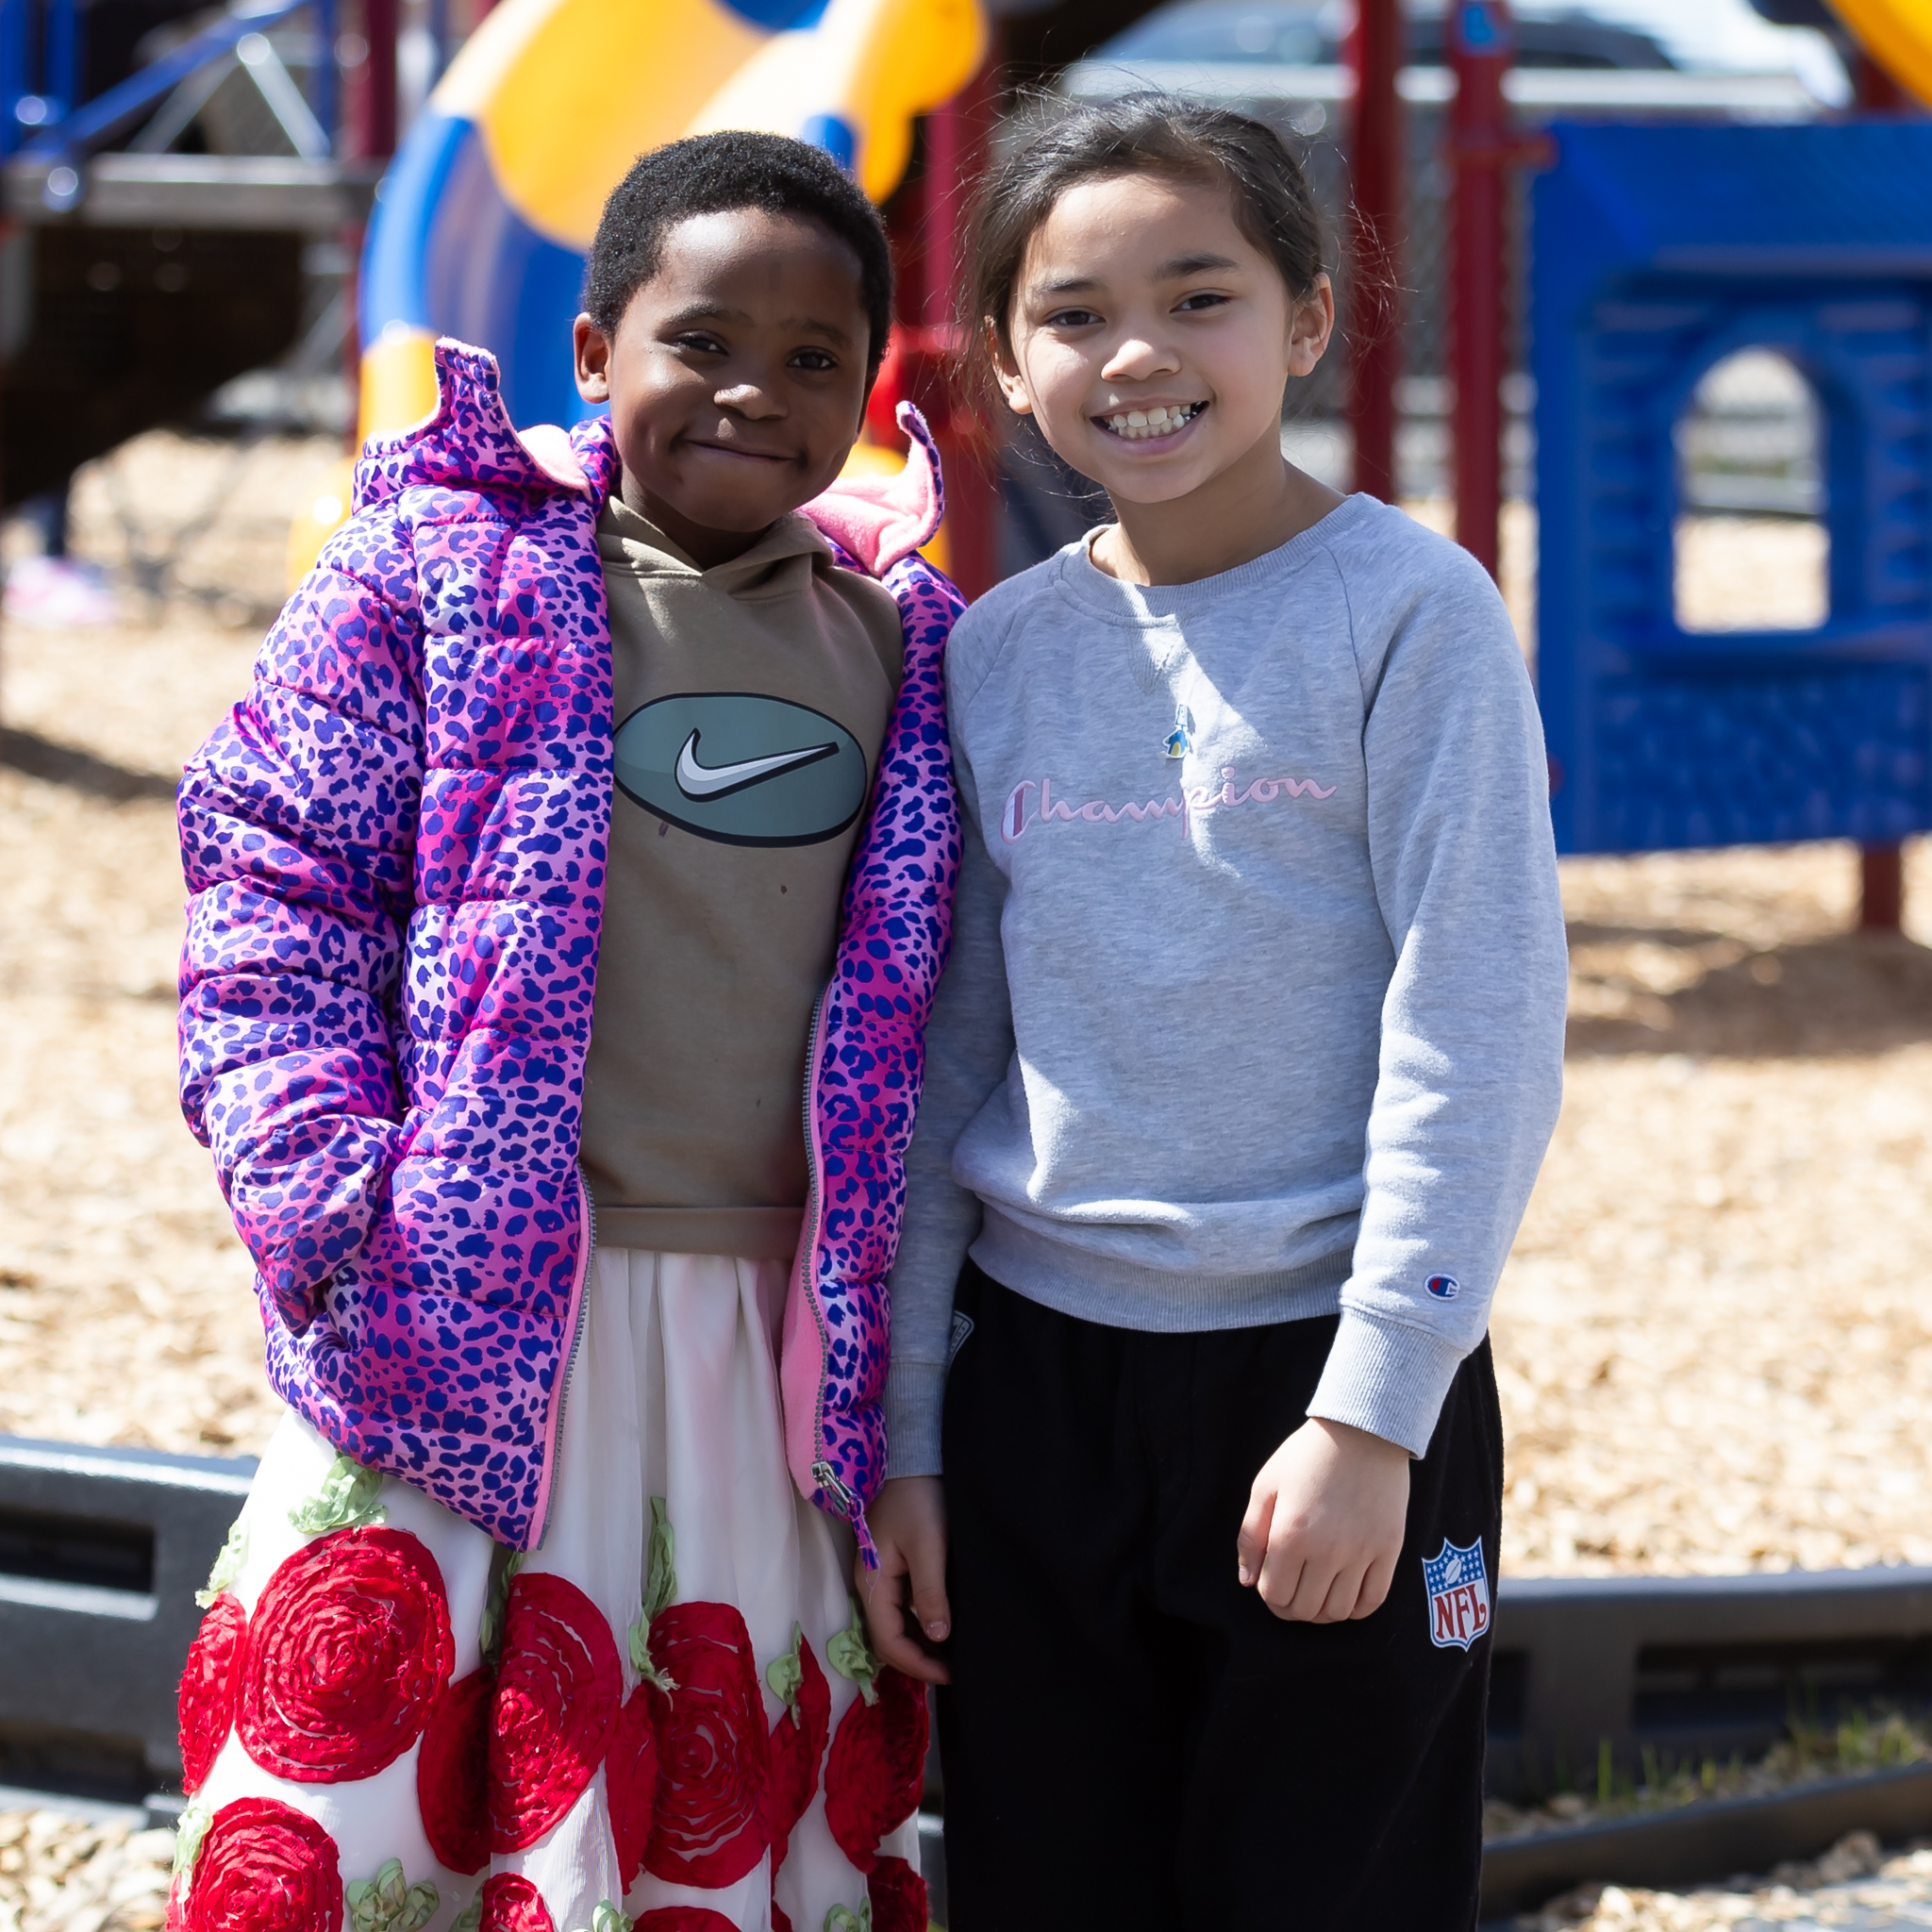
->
<box><xmin>1054</xmin><ymin>491</ymin><xmax>1375</xmax><ymax>626</ymax></box>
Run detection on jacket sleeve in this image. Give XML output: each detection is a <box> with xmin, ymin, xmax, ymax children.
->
<box><xmin>1306</xmin><ymin>543</ymin><xmax>1569</xmax><ymax>1457</ymax></box>
<box><xmin>176</xmin><ymin>510</ymin><xmax>425</xmax><ymax>1333</ymax></box>
<box><xmin>881</xmin><ymin>742</ymin><xmax>1016</xmax><ymax>1479</ymax></box>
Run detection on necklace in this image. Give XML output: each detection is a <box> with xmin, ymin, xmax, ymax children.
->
<box><xmin>1164</xmin><ymin>702</ymin><xmax>1194</xmax><ymax>760</ymax></box>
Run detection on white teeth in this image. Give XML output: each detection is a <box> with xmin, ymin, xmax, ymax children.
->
<box><xmin>1102</xmin><ymin>404</ymin><xmax>1203</xmax><ymax>440</ymax></box>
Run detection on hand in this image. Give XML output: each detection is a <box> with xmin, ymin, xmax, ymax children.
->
<box><xmin>1238</xmin><ymin>1418</ymin><xmax>1410</xmax><ymax>1623</ymax></box>
<box><xmin>858</xmin><ymin>1475</ymin><xmax>952</xmax><ymax>1685</ymax></box>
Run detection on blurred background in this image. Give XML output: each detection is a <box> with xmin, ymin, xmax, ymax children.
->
<box><xmin>5</xmin><ymin>0</ymin><xmax>1932</xmax><ymax>1924</ymax></box>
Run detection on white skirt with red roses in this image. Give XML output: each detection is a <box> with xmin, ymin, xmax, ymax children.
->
<box><xmin>169</xmin><ymin>1246</ymin><xmax>927</xmax><ymax>1932</ymax></box>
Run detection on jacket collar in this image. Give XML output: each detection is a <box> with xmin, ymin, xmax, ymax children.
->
<box><xmin>356</xmin><ymin>339</ymin><xmax>941</xmax><ymax>579</ymax></box>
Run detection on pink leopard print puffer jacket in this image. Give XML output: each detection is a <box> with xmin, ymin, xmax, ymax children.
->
<box><xmin>177</xmin><ymin>341</ymin><xmax>961</xmax><ymax>1553</ymax></box>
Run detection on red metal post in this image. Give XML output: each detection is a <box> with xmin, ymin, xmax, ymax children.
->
<box><xmin>1854</xmin><ymin>48</ymin><xmax>1913</xmax><ymax>113</ymax></box>
<box><xmin>923</xmin><ymin>55</ymin><xmax>1002</xmax><ymax>598</ymax></box>
<box><xmin>359</xmin><ymin>0</ymin><xmax>398</xmax><ymax>158</ymax></box>
<box><xmin>1852</xmin><ymin>61</ymin><xmax>1907</xmax><ymax>925</ymax></box>
<box><xmin>1344</xmin><ymin>0</ymin><xmax>1402</xmax><ymax>502</ymax></box>
<box><xmin>1860</xmin><ymin>843</ymin><xmax>1904</xmax><ymax>930</ymax></box>
<box><xmin>342</xmin><ymin>0</ymin><xmax>397</xmax><ymax>443</ymax></box>
<box><xmin>1448</xmin><ymin>0</ymin><xmax>1511</xmax><ymax>578</ymax></box>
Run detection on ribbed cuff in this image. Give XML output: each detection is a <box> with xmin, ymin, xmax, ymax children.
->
<box><xmin>884</xmin><ymin>1361</ymin><xmax>945</xmax><ymax>1478</ymax></box>
<box><xmin>1306</xmin><ymin>1309</ymin><xmax>1466</xmax><ymax>1459</ymax></box>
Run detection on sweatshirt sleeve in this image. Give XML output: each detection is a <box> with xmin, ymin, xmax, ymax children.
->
<box><xmin>1305</xmin><ymin>541</ymin><xmax>1568</xmax><ymax>1457</ymax></box>
<box><xmin>884</xmin><ymin>742</ymin><xmax>1015</xmax><ymax>1479</ymax></box>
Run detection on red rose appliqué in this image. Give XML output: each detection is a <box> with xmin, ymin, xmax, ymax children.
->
<box><xmin>476</xmin><ymin>1873</ymin><xmax>555</xmax><ymax>1932</ymax></box>
<box><xmin>417</xmin><ymin>1665</ymin><xmax>494</xmax><ymax>1874</ymax></box>
<box><xmin>605</xmin><ymin>1686</ymin><xmax>658</xmax><ymax>1891</ymax></box>
<box><xmin>177</xmin><ymin>1592</ymin><xmax>247</xmax><ymax>1796</ymax></box>
<box><xmin>179</xmin><ymin>1796</ymin><xmax>341</xmax><ymax>1932</ymax></box>
<box><xmin>634</xmin><ymin>1912</ymin><xmax>740</xmax><ymax>1931</ymax></box>
<box><xmin>766</xmin><ymin>1635</ymin><xmax>831</xmax><ymax>1885</ymax></box>
<box><xmin>643</xmin><ymin>1600</ymin><xmax>771</xmax><ymax>1889</ymax></box>
<box><xmin>869</xmin><ymin>1853</ymin><xmax>929</xmax><ymax>1932</ymax></box>
<box><xmin>824</xmin><ymin>1666</ymin><xmax>928</xmax><ymax>1873</ymax></box>
<box><xmin>237</xmin><ymin>1527</ymin><xmax>454</xmax><ymax>1783</ymax></box>
<box><xmin>490</xmin><ymin>1571</ymin><xmax>621</xmax><ymax>1852</ymax></box>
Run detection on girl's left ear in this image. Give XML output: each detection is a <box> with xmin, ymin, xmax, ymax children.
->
<box><xmin>988</xmin><ymin>316</ymin><xmax>1035</xmax><ymax>418</ymax></box>
<box><xmin>1286</xmin><ymin>273</ymin><xmax>1336</xmax><ymax>379</ymax></box>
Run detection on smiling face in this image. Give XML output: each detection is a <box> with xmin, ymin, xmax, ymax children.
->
<box><xmin>574</xmin><ymin>208</ymin><xmax>874</xmax><ymax>568</ymax></box>
<box><xmin>994</xmin><ymin>169</ymin><xmax>1332</xmax><ymax>512</ymax></box>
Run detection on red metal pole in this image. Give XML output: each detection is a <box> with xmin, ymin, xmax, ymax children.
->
<box><xmin>1344</xmin><ymin>0</ymin><xmax>1402</xmax><ymax>502</ymax></box>
<box><xmin>924</xmin><ymin>53</ymin><xmax>1001</xmax><ymax>598</ymax></box>
<box><xmin>1860</xmin><ymin>843</ymin><xmax>1904</xmax><ymax>929</ymax></box>
<box><xmin>360</xmin><ymin>0</ymin><xmax>398</xmax><ymax>158</ymax></box>
<box><xmin>1848</xmin><ymin>51</ymin><xmax>1907</xmax><ymax>927</ymax></box>
<box><xmin>1854</xmin><ymin>48</ymin><xmax>1913</xmax><ymax>112</ymax></box>
<box><xmin>1449</xmin><ymin>0</ymin><xmax>1510</xmax><ymax>577</ymax></box>
<box><xmin>343</xmin><ymin>0</ymin><xmax>396</xmax><ymax>444</ymax></box>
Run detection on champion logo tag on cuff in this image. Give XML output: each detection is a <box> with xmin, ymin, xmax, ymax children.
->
<box><xmin>1426</xmin><ymin>1274</ymin><xmax>1460</xmax><ymax>1300</ymax></box>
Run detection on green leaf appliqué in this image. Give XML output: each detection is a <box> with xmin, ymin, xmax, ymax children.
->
<box><xmin>172</xmin><ymin>1799</ymin><xmax>212</xmax><ymax>1881</ymax></box>
<box><xmin>824</xmin><ymin>1903</ymin><xmax>872</xmax><ymax>1932</ymax></box>
<box><xmin>478</xmin><ymin>1548</ymin><xmax>528</xmax><ymax>1660</ymax></box>
<box><xmin>289</xmin><ymin>1451</ymin><xmax>388</xmax><ymax>1535</ymax></box>
<box><xmin>766</xmin><ymin>1620</ymin><xmax>806</xmax><ymax>1723</ymax></box>
<box><xmin>627</xmin><ymin>1496</ymin><xmax>678</xmax><ymax>1691</ymax></box>
<box><xmin>194</xmin><ymin>1519</ymin><xmax>247</xmax><ymax>1608</ymax></box>
<box><xmin>825</xmin><ymin>1594</ymin><xmax>879</xmax><ymax>1707</ymax></box>
<box><xmin>344</xmin><ymin>1857</ymin><xmax>438</xmax><ymax>1932</ymax></box>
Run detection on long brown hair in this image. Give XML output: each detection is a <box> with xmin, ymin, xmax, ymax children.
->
<box><xmin>956</xmin><ymin>92</ymin><xmax>1328</xmax><ymax>426</ymax></box>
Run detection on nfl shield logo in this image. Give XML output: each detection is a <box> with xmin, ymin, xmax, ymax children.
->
<box><xmin>1424</xmin><ymin>1539</ymin><xmax>1491</xmax><ymax>1651</ymax></box>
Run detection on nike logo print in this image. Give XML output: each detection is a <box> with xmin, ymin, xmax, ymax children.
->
<box><xmin>675</xmin><ymin>729</ymin><xmax>839</xmax><ymax>799</ymax></box>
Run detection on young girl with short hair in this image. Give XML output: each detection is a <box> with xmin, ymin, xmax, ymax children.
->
<box><xmin>861</xmin><ymin>96</ymin><xmax>1569</xmax><ymax>1930</ymax></box>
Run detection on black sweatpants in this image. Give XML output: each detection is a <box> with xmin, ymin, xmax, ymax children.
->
<box><xmin>935</xmin><ymin>1261</ymin><xmax>1503</xmax><ymax>1932</ymax></box>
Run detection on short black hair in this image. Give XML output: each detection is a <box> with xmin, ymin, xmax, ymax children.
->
<box><xmin>583</xmin><ymin>131</ymin><xmax>894</xmax><ymax>375</ymax></box>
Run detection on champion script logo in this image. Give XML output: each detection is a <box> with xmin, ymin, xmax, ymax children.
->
<box><xmin>1002</xmin><ymin>767</ymin><xmax>1337</xmax><ymax>843</ymax></box>
<box><xmin>675</xmin><ymin>729</ymin><xmax>838</xmax><ymax>800</ymax></box>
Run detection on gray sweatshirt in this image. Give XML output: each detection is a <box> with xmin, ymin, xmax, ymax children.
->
<box><xmin>883</xmin><ymin>493</ymin><xmax>1568</xmax><ymax>1475</ymax></box>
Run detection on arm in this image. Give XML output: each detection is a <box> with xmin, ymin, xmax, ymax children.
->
<box><xmin>1244</xmin><ymin>546</ymin><xmax>1568</xmax><ymax>1620</ymax></box>
<box><xmin>177</xmin><ymin>517</ymin><xmax>425</xmax><ymax>1333</ymax></box>
<box><xmin>863</xmin><ymin>757</ymin><xmax>1015</xmax><ymax>1678</ymax></box>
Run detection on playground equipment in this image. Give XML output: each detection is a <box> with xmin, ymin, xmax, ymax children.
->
<box><xmin>0</xmin><ymin>0</ymin><xmax>379</xmax><ymax>511</ymax></box>
<box><xmin>1831</xmin><ymin>0</ymin><xmax>1932</xmax><ymax>108</ymax></box>
<box><xmin>1533</xmin><ymin>119</ymin><xmax>1932</xmax><ymax>864</ymax></box>
<box><xmin>354</xmin><ymin>0</ymin><xmax>984</xmax><ymax>437</ymax></box>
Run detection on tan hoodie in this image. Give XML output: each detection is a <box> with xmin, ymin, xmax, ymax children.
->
<box><xmin>578</xmin><ymin>492</ymin><xmax>904</xmax><ymax>1257</ymax></box>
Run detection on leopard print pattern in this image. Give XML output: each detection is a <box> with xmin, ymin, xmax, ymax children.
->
<box><xmin>800</xmin><ymin>485</ymin><xmax>963</xmax><ymax>1549</ymax></box>
<box><xmin>179</xmin><ymin>340</ymin><xmax>957</xmax><ymax>1547</ymax></box>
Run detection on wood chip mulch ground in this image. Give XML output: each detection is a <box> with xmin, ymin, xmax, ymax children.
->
<box><xmin>6</xmin><ymin>437</ymin><xmax>1932</xmax><ymax>1923</ymax></box>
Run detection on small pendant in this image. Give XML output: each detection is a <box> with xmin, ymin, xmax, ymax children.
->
<box><xmin>1164</xmin><ymin>703</ymin><xmax>1194</xmax><ymax>760</ymax></box>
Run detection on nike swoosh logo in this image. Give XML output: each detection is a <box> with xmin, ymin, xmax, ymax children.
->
<box><xmin>675</xmin><ymin>729</ymin><xmax>839</xmax><ymax>799</ymax></box>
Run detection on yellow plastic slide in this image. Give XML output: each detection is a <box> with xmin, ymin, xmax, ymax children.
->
<box><xmin>1831</xmin><ymin>0</ymin><xmax>1932</xmax><ymax>104</ymax></box>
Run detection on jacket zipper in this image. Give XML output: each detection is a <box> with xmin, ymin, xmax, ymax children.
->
<box><xmin>536</xmin><ymin>1167</ymin><xmax>596</xmax><ymax>1550</ymax></box>
<box><xmin>796</xmin><ymin>991</ymin><xmax>856</xmax><ymax>1517</ymax></box>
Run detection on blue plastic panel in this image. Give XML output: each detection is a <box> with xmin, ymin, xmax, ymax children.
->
<box><xmin>1533</xmin><ymin>123</ymin><xmax>1932</xmax><ymax>855</ymax></box>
